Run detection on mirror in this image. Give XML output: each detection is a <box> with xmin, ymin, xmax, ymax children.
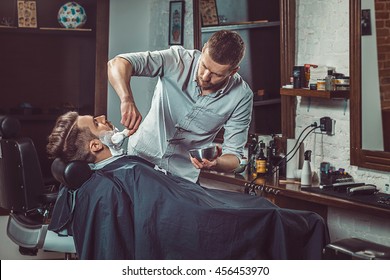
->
<box><xmin>350</xmin><ymin>0</ymin><xmax>390</xmax><ymax>172</ymax></box>
<box><xmin>361</xmin><ymin>0</ymin><xmax>390</xmax><ymax>152</ymax></box>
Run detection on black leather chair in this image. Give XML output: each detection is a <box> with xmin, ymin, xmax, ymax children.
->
<box><xmin>0</xmin><ymin>115</ymin><xmax>76</xmax><ymax>258</ymax></box>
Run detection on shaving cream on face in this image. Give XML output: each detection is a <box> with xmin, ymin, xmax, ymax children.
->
<box><xmin>99</xmin><ymin>127</ymin><xmax>129</xmax><ymax>156</ymax></box>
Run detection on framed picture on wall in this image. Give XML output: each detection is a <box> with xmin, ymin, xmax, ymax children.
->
<box><xmin>361</xmin><ymin>9</ymin><xmax>372</xmax><ymax>36</ymax></box>
<box><xmin>169</xmin><ymin>1</ymin><xmax>184</xmax><ymax>45</ymax></box>
<box><xmin>17</xmin><ymin>0</ymin><xmax>37</xmax><ymax>28</ymax></box>
<box><xmin>200</xmin><ymin>0</ymin><xmax>219</xmax><ymax>27</ymax></box>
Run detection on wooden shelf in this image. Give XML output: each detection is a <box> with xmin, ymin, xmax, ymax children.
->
<box><xmin>201</xmin><ymin>21</ymin><xmax>280</xmax><ymax>33</ymax></box>
<box><xmin>0</xmin><ymin>25</ymin><xmax>93</xmax><ymax>35</ymax></box>
<box><xmin>39</xmin><ymin>27</ymin><xmax>92</xmax><ymax>32</ymax></box>
<box><xmin>253</xmin><ymin>98</ymin><xmax>281</xmax><ymax>107</ymax></box>
<box><xmin>280</xmin><ymin>88</ymin><xmax>350</xmax><ymax>99</ymax></box>
<box><xmin>199</xmin><ymin>171</ymin><xmax>390</xmax><ymax>219</ymax></box>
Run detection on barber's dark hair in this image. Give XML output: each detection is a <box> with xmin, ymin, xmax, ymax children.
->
<box><xmin>205</xmin><ymin>30</ymin><xmax>245</xmax><ymax>69</ymax></box>
<box><xmin>47</xmin><ymin>111</ymin><xmax>97</xmax><ymax>163</ymax></box>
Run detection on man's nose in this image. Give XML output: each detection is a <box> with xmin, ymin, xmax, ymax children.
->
<box><xmin>202</xmin><ymin>70</ymin><xmax>211</xmax><ymax>81</ymax></box>
<box><xmin>95</xmin><ymin>115</ymin><xmax>107</xmax><ymax>123</ymax></box>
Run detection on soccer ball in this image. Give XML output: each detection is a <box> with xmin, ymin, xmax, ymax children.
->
<box><xmin>57</xmin><ymin>2</ymin><xmax>87</xmax><ymax>28</ymax></box>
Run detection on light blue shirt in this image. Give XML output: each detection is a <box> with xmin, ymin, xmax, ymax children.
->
<box><xmin>118</xmin><ymin>46</ymin><xmax>253</xmax><ymax>182</ymax></box>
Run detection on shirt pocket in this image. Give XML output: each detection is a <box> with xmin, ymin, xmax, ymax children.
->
<box><xmin>189</xmin><ymin>109</ymin><xmax>228</xmax><ymax>135</ymax></box>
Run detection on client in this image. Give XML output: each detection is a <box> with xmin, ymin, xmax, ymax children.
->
<box><xmin>47</xmin><ymin>111</ymin><xmax>329</xmax><ymax>260</ymax></box>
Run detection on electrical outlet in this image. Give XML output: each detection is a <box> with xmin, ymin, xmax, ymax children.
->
<box><xmin>320</xmin><ymin>117</ymin><xmax>335</xmax><ymax>136</ymax></box>
<box><xmin>385</xmin><ymin>176</ymin><xmax>390</xmax><ymax>194</ymax></box>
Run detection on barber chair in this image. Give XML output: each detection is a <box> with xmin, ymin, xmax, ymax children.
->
<box><xmin>0</xmin><ymin>115</ymin><xmax>76</xmax><ymax>258</ymax></box>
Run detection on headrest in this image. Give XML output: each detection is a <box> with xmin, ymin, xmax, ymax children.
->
<box><xmin>51</xmin><ymin>158</ymin><xmax>93</xmax><ymax>190</ymax></box>
<box><xmin>0</xmin><ymin>115</ymin><xmax>21</xmax><ymax>139</ymax></box>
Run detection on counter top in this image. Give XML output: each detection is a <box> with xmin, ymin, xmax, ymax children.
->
<box><xmin>200</xmin><ymin>171</ymin><xmax>390</xmax><ymax>219</ymax></box>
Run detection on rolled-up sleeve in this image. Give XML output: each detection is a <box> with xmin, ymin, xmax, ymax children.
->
<box><xmin>117</xmin><ymin>46</ymin><xmax>187</xmax><ymax>78</ymax></box>
<box><xmin>222</xmin><ymin>86</ymin><xmax>253</xmax><ymax>158</ymax></box>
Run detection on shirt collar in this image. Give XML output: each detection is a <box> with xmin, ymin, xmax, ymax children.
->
<box><xmin>89</xmin><ymin>154</ymin><xmax>126</xmax><ymax>170</ymax></box>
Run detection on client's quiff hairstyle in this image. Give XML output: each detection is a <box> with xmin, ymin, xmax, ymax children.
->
<box><xmin>47</xmin><ymin>111</ymin><xmax>97</xmax><ymax>163</ymax></box>
<box><xmin>205</xmin><ymin>30</ymin><xmax>245</xmax><ymax>69</ymax></box>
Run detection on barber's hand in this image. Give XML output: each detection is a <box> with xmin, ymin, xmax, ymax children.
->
<box><xmin>190</xmin><ymin>157</ymin><xmax>217</xmax><ymax>170</ymax></box>
<box><xmin>120</xmin><ymin>100</ymin><xmax>142</xmax><ymax>135</ymax></box>
<box><xmin>190</xmin><ymin>145</ymin><xmax>222</xmax><ymax>170</ymax></box>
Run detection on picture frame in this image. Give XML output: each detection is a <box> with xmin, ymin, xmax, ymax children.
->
<box><xmin>199</xmin><ymin>0</ymin><xmax>219</xmax><ymax>27</ymax></box>
<box><xmin>17</xmin><ymin>0</ymin><xmax>37</xmax><ymax>28</ymax></box>
<box><xmin>169</xmin><ymin>1</ymin><xmax>184</xmax><ymax>45</ymax></box>
<box><xmin>361</xmin><ymin>9</ymin><xmax>372</xmax><ymax>36</ymax></box>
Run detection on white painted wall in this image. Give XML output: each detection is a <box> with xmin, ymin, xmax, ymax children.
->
<box><xmin>107</xmin><ymin>0</ymin><xmax>194</xmax><ymax>129</ymax></box>
<box><xmin>107</xmin><ymin>0</ymin><xmax>154</xmax><ymax>130</ymax></box>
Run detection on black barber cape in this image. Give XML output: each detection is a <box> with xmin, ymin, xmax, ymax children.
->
<box><xmin>49</xmin><ymin>156</ymin><xmax>329</xmax><ymax>260</ymax></box>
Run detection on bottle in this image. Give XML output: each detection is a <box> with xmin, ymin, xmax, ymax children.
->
<box><xmin>256</xmin><ymin>142</ymin><xmax>267</xmax><ymax>177</ymax></box>
<box><xmin>301</xmin><ymin>150</ymin><xmax>312</xmax><ymax>186</ymax></box>
<box><xmin>293</xmin><ymin>66</ymin><xmax>305</xmax><ymax>88</ymax></box>
<box><xmin>325</xmin><ymin>69</ymin><xmax>335</xmax><ymax>91</ymax></box>
<box><xmin>247</xmin><ymin>134</ymin><xmax>258</xmax><ymax>178</ymax></box>
<box><xmin>267</xmin><ymin>138</ymin><xmax>277</xmax><ymax>174</ymax></box>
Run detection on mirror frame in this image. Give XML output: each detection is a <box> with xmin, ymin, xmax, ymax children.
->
<box><xmin>192</xmin><ymin>0</ymin><xmax>297</xmax><ymax>140</ymax></box>
<box><xmin>350</xmin><ymin>0</ymin><xmax>390</xmax><ymax>172</ymax></box>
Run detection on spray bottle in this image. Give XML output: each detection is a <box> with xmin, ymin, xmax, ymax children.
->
<box><xmin>301</xmin><ymin>150</ymin><xmax>312</xmax><ymax>186</ymax></box>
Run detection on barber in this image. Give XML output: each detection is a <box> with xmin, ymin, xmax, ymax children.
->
<box><xmin>107</xmin><ymin>30</ymin><xmax>253</xmax><ymax>183</ymax></box>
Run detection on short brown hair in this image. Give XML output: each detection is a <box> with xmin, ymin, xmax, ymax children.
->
<box><xmin>47</xmin><ymin>111</ymin><xmax>97</xmax><ymax>163</ymax></box>
<box><xmin>205</xmin><ymin>30</ymin><xmax>245</xmax><ymax>69</ymax></box>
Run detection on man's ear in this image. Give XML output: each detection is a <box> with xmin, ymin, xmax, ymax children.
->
<box><xmin>229</xmin><ymin>66</ymin><xmax>240</xmax><ymax>76</ymax></box>
<box><xmin>202</xmin><ymin>43</ymin><xmax>208</xmax><ymax>52</ymax></box>
<box><xmin>90</xmin><ymin>139</ymin><xmax>104</xmax><ymax>152</ymax></box>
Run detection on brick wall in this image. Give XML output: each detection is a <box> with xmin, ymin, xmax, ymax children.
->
<box><xmin>376</xmin><ymin>0</ymin><xmax>390</xmax><ymax>109</ymax></box>
<box><xmin>296</xmin><ymin>0</ymin><xmax>390</xmax><ymax>246</ymax></box>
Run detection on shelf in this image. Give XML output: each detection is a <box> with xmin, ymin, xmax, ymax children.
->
<box><xmin>0</xmin><ymin>25</ymin><xmax>93</xmax><ymax>35</ymax></box>
<box><xmin>280</xmin><ymin>88</ymin><xmax>350</xmax><ymax>99</ymax></box>
<box><xmin>253</xmin><ymin>98</ymin><xmax>281</xmax><ymax>107</ymax></box>
<box><xmin>39</xmin><ymin>27</ymin><xmax>92</xmax><ymax>32</ymax></box>
<box><xmin>201</xmin><ymin>21</ymin><xmax>280</xmax><ymax>33</ymax></box>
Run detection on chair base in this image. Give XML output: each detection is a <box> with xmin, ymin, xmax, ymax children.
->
<box><xmin>19</xmin><ymin>246</ymin><xmax>38</xmax><ymax>256</ymax></box>
<box><xmin>7</xmin><ymin>213</ymin><xmax>76</xmax><ymax>256</ymax></box>
<box><xmin>7</xmin><ymin>213</ymin><xmax>47</xmax><ymax>249</ymax></box>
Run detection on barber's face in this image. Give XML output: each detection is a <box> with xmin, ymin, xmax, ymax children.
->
<box><xmin>77</xmin><ymin>115</ymin><xmax>114</xmax><ymax>136</ymax></box>
<box><xmin>197</xmin><ymin>47</ymin><xmax>237</xmax><ymax>91</ymax></box>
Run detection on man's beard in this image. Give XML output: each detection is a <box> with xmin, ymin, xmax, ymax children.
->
<box><xmin>197</xmin><ymin>76</ymin><xmax>228</xmax><ymax>91</ymax></box>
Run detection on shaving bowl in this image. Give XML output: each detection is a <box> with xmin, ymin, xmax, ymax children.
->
<box><xmin>189</xmin><ymin>145</ymin><xmax>218</xmax><ymax>162</ymax></box>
